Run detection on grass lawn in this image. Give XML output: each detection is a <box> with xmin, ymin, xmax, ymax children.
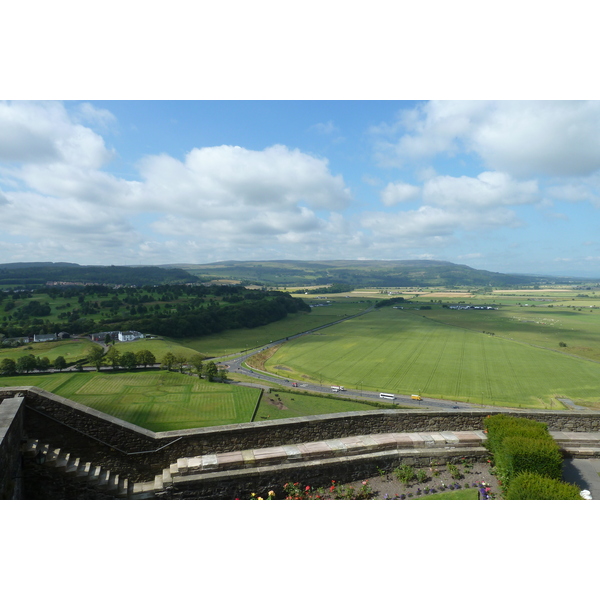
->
<box><xmin>176</xmin><ymin>299</ymin><xmax>369</xmax><ymax>357</ymax></box>
<box><xmin>0</xmin><ymin>370</ymin><xmax>261</xmax><ymax>431</ymax></box>
<box><xmin>424</xmin><ymin>303</ymin><xmax>600</xmax><ymax>362</ymax></box>
<box><xmin>0</xmin><ymin>339</ymin><xmax>96</xmax><ymax>364</ymax></box>
<box><xmin>111</xmin><ymin>338</ymin><xmax>206</xmax><ymax>362</ymax></box>
<box><xmin>264</xmin><ymin>306</ymin><xmax>600</xmax><ymax>408</ymax></box>
<box><xmin>254</xmin><ymin>389</ymin><xmax>396</xmax><ymax>421</ymax></box>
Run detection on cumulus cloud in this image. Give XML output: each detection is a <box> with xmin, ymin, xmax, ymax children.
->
<box><xmin>546</xmin><ymin>179</ymin><xmax>600</xmax><ymax>207</ymax></box>
<box><xmin>375</xmin><ymin>100</ymin><xmax>600</xmax><ymax>178</ymax></box>
<box><xmin>136</xmin><ymin>144</ymin><xmax>352</xmax><ymax>214</ymax></box>
<box><xmin>0</xmin><ymin>101</ymin><xmax>114</xmax><ymax>168</ymax></box>
<box><xmin>422</xmin><ymin>171</ymin><xmax>539</xmax><ymax>209</ymax></box>
<box><xmin>380</xmin><ymin>181</ymin><xmax>420</xmax><ymax>206</ymax></box>
<box><xmin>75</xmin><ymin>102</ymin><xmax>117</xmax><ymax>129</ymax></box>
<box><xmin>0</xmin><ymin>101</ymin><xmax>358</xmax><ymax>263</ymax></box>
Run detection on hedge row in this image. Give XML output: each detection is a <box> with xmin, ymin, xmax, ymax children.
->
<box><xmin>504</xmin><ymin>472</ymin><xmax>582</xmax><ymax>500</ymax></box>
<box><xmin>485</xmin><ymin>414</ymin><xmax>580</xmax><ymax>500</ymax></box>
<box><xmin>485</xmin><ymin>414</ymin><xmax>549</xmax><ymax>455</ymax></box>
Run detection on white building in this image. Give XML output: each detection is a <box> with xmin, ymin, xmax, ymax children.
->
<box><xmin>118</xmin><ymin>331</ymin><xmax>145</xmax><ymax>342</ymax></box>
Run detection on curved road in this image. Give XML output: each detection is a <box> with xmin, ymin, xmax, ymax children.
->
<box><xmin>213</xmin><ymin>308</ymin><xmax>506</xmax><ymax>412</ymax></box>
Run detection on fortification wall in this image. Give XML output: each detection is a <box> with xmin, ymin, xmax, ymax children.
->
<box><xmin>0</xmin><ymin>395</ymin><xmax>25</xmax><ymax>499</ymax></box>
<box><xmin>2</xmin><ymin>386</ymin><xmax>600</xmax><ymax>486</ymax></box>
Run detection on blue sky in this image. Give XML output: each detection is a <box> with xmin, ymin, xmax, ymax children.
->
<box><xmin>2</xmin><ymin>99</ymin><xmax>600</xmax><ymax>277</ymax></box>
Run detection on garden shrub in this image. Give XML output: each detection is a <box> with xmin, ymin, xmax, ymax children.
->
<box><xmin>505</xmin><ymin>472</ymin><xmax>582</xmax><ymax>500</ymax></box>
<box><xmin>394</xmin><ymin>464</ymin><xmax>416</xmax><ymax>485</ymax></box>
<box><xmin>495</xmin><ymin>435</ymin><xmax>563</xmax><ymax>483</ymax></box>
<box><xmin>485</xmin><ymin>414</ymin><xmax>571</xmax><ymax>495</ymax></box>
<box><xmin>485</xmin><ymin>414</ymin><xmax>549</xmax><ymax>455</ymax></box>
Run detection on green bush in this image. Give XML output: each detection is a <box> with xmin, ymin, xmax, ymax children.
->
<box><xmin>505</xmin><ymin>472</ymin><xmax>582</xmax><ymax>500</ymax></box>
<box><xmin>394</xmin><ymin>464</ymin><xmax>416</xmax><ymax>485</ymax></box>
<box><xmin>495</xmin><ymin>435</ymin><xmax>563</xmax><ymax>483</ymax></box>
<box><xmin>485</xmin><ymin>414</ymin><xmax>549</xmax><ymax>455</ymax></box>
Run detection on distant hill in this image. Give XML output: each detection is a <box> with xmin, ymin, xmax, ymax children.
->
<box><xmin>171</xmin><ymin>259</ymin><xmax>578</xmax><ymax>288</ymax></box>
<box><xmin>2</xmin><ymin>259</ymin><xmax>595</xmax><ymax>289</ymax></box>
<box><xmin>0</xmin><ymin>264</ymin><xmax>199</xmax><ymax>286</ymax></box>
<box><xmin>0</xmin><ymin>262</ymin><xmax>80</xmax><ymax>270</ymax></box>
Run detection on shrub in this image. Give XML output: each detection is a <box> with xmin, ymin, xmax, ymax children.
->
<box><xmin>416</xmin><ymin>469</ymin><xmax>428</xmax><ymax>483</ymax></box>
<box><xmin>505</xmin><ymin>472</ymin><xmax>582</xmax><ymax>500</ymax></box>
<box><xmin>394</xmin><ymin>464</ymin><xmax>416</xmax><ymax>485</ymax></box>
<box><xmin>485</xmin><ymin>414</ymin><xmax>568</xmax><ymax>493</ymax></box>
<box><xmin>485</xmin><ymin>414</ymin><xmax>549</xmax><ymax>455</ymax></box>
<box><xmin>446</xmin><ymin>463</ymin><xmax>461</xmax><ymax>480</ymax></box>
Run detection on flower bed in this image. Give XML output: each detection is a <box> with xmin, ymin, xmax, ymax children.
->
<box><xmin>242</xmin><ymin>459</ymin><xmax>500</xmax><ymax>500</ymax></box>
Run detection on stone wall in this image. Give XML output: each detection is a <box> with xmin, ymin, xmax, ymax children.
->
<box><xmin>2</xmin><ymin>386</ymin><xmax>600</xmax><ymax>487</ymax></box>
<box><xmin>0</xmin><ymin>395</ymin><xmax>25</xmax><ymax>500</ymax></box>
<box><xmin>161</xmin><ymin>448</ymin><xmax>490</xmax><ymax>500</ymax></box>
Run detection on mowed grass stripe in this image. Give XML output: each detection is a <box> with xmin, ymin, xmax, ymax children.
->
<box><xmin>0</xmin><ymin>371</ymin><xmax>261</xmax><ymax>431</ymax></box>
<box><xmin>265</xmin><ymin>308</ymin><xmax>600</xmax><ymax>407</ymax></box>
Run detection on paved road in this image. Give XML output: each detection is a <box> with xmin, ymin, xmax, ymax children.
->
<box><xmin>214</xmin><ymin>310</ymin><xmax>507</xmax><ymax>412</ymax></box>
<box><xmin>562</xmin><ymin>458</ymin><xmax>600</xmax><ymax>499</ymax></box>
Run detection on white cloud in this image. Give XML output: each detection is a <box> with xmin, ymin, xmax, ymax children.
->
<box><xmin>422</xmin><ymin>171</ymin><xmax>539</xmax><ymax>209</ymax></box>
<box><xmin>0</xmin><ymin>100</ymin><xmax>357</xmax><ymax>263</ymax></box>
<box><xmin>376</xmin><ymin>100</ymin><xmax>600</xmax><ymax>178</ymax></box>
<box><xmin>380</xmin><ymin>181</ymin><xmax>420</xmax><ymax>206</ymax></box>
<box><xmin>75</xmin><ymin>102</ymin><xmax>117</xmax><ymax>129</ymax></box>
<box><xmin>0</xmin><ymin>101</ymin><xmax>114</xmax><ymax>168</ymax></box>
<box><xmin>546</xmin><ymin>180</ymin><xmax>600</xmax><ymax>207</ymax></box>
<box><xmin>136</xmin><ymin>144</ymin><xmax>352</xmax><ymax>214</ymax></box>
<box><xmin>362</xmin><ymin>198</ymin><xmax>522</xmax><ymax>249</ymax></box>
<box><xmin>310</xmin><ymin>120</ymin><xmax>338</xmax><ymax>135</ymax></box>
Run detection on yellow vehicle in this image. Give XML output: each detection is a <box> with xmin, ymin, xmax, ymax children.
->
<box><xmin>411</xmin><ymin>394</ymin><xmax>422</xmax><ymax>401</ymax></box>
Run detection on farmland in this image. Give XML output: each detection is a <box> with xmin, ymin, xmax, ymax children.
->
<box><xmin>262</xmin><ymin>298</ymin><xmax>600</xmax><ymax>409</ymax></box>
<box><xmin>0</xmin><ymin>338</ymin><xmax>96</xmax><ymax>364</ymax></box>
<box><xmin>0</xmin><ymin>370</ymin><xmax>261</xmax><ymax>431</ymax></box>
<box><xmin>177</xmin><ymin>296</ymin><xmax>369</xmax><ymax>356</ymax></box>
<box><xmin>4</xmin><ymin>283</ymin><xmax>600</xmax><ymax>422</ymax></box>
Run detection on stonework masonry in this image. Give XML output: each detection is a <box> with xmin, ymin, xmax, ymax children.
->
<box><xmin>2</xmin><ymin>385</ymin><xmax>600</xmax><ymax>498</ymax></box>
<box><xmin>0</xmin><ymin>396</ymin><xmax>25</xmax><ymax>499</ymax></box>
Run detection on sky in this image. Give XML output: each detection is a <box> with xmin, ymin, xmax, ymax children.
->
<box><xmin>2</xmin><ymin>99</ymin><xmax>600</xmax><ymax>277</ymax></box>
<box><xmin>2</xmin><ymin>3</ymin><xmax>600</xmax><ymax>278</ymax></box>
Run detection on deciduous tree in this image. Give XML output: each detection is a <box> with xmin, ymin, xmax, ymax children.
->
<box><xmin>204</xmin><ymin>361</ymin><xmax>218</xmax><ymax>382</ymax></box>
<box><xmin>17</xmin><ymin>354</ymin><xmax>37</xmax><ymax>373</ymax></box>
<box><xmin>0</xmin><ymin>358</ymin><xmax>17</xmax><ymax>376</ymax></box>
<box><xmin>87</xmin><ymin>345</ymin><xmax>105</xmax><ymax>371</ymax></box>
<box><xmin>120</xmin><ymin>351</ymin><xmax>138</xmax><ymax>370</ymax></box>
<box><xmin>53</xmin><ymin>356</ymin><xmax>67</xmax><ymax>372</ymax></box>
<box><xmin>161</xmin><ymin>352</ymin><xmax>176</xmax><ymax>371</ymax></box>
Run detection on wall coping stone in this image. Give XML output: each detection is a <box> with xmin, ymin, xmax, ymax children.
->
<box><xmin>0</xmin><ymin>396</ymin><xmax>25</xmax><ymax>443</ymax></box>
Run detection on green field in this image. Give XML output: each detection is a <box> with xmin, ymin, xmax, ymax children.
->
<box><xmin>0</xmin><ymin>339</ymin><xmax>96</xmax><ymax>363</ymax></box>
<box><xmin>254</xmin><ymin>389</ymin><xmax>397</xmax><ymax>421</ymax></box>
<box><xmin>177</xmin><ymin>297</ymin><xmax>369</xmax><ymax>356</ymax></box>
<box><xmin>424</xmin><ymin>304</ymin><xmax>600</xmax><ymax>362</ymax></box>
<box><xmin>264</xmin><ymin>305</ymin><xmax>600</xmax><ymax>408</ymax></box>
<box><xmin>110</xmin><ymin>338</ymin><xmax>206</xmax><ymax>361</ymax></box>
<box><xmin>0</xmin><ymin>371</ymin><xmax>261</xmax><ymax>431</ymax></box>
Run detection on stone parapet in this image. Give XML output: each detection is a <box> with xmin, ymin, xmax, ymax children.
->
<box><xmin>0</xmin><ymin>395</ymin><xmax>25</xmax><ymax>499</ymax></box>
<box><xmin>3</xmin><ymin>385</ymin><xmax>600</xmax><ymax>486</ymax></box>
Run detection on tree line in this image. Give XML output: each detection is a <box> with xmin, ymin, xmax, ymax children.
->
<box><xmin>1</xmin><ymin>347</ymin><xmax>224</xmax><ymax>382</ymax></box>
<box><xmin>1</xmin><ymin>285</ymin><xmax>311</xmax><ymax>340</ymax></box>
